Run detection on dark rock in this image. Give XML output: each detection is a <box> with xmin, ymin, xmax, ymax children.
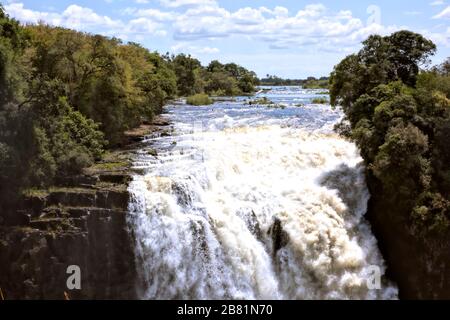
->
<box><xmin>96</xmin><ymin>190</ymin><xmax>130</xmax><ymax>210</ymax></box>
<box><xmin>98</xmin><ymin>174</ymin><xmax>132</xmax><ymax>185</ymax></box>
<box><xmin>0</xmin><ymin>207</ymin><xmax>137</xmax><ymax>299</ymax></box>
<box><xmin>151</xmin><ymin>118</ymin><xmax>170</xmax><ymax>126</ymax></box>
<box><xmin>147</xmin><ymin>149</ymin><xmax>158</xmax><ymax>157</ymax></box>
<box><xmin>268</xmin><ymin>218</ymin><xmax>289</xmax><ymax>256</ymax></box>
<box><xmin>54</xmin><ymin>175</ymin><xmax>99</xmax><ymax>188</ymax></box>
<box><xmin>22</xmin><ymin>195</ymin><xmax>48</xmax><ymax>219</ymax></box>
<box><xmin>30</xmin><ymin>218</ymin><xmax>66</xmax><ymax>231</ymax></box>
<box><xmin>172</xmin><ymin>182</ymin><xmax>193</xmax><ymax>207</ymax></box>
<box><xmin>0</xmin><ymin>116</ymin><xmax>143</xmax><ymax>299</ymax></box>
<box><xmin>49</xmin><ymin>191</ymin><xmax>96</xmax><ymax>208</ymax></box>
<box><xmin>366</xmin><ymin>174</ymin><xmax>450</xmax><ymax>299</ymax></box>
<box><xmin>66</xmin><ymin>208</ymin><xmax>91</xmax><ymax>218</ymax></box>
<box><xmin>237</xmin><ymin>209</ymin><xmax>263</xmax><ymax>242</ymax></box>
<box><xmin>71</xmin><ymin>217</ymin><xmax>88</xmax><ymax>230</ymax></box>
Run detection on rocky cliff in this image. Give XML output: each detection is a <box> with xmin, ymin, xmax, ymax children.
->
<box><xmin>0</xmin><ymin>159</ymin><xmax>137</xmax><ymax>299</ymax></box>
<box><xmin>366</xmin><ymin>174</ymin><xmax>450</xmax><ymax>299</ymax></box>
<box><xmin>0</xmin><ymin>117</ymin><xmax>173</xmax><ymax>300</ymax></box>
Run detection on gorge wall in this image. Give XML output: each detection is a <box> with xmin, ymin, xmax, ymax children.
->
<box><xmin>0</xmin><ymin>171</ymin><xmax>137</xmax><ymax>300</ymax></box>
<box><xmin>366</xmin><ymin>175</ymin><xmax>450</xmax><ymax>300</ymax></box>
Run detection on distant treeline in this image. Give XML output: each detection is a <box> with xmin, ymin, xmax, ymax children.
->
<box><xmin>0</xmin><ymin>6</ymin><xmax>258</xmax><ymax>209</ymax></box>
<box><xmin>260</xmin><ymin>75</ymin><xmax>329</xmax><ymax>89</ymax></box>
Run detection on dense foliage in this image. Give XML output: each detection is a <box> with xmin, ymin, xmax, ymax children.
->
<box><xmin>171</xmin><ymin>56</ymin><xmax>259</xmax><ymax>97</ymax></box>
<box><xmin>186</xmin><ymin>93</ymin><xmax>213</xmax><ymax>106</ymax></box>
<box><xmin>0</xmin><ymin>6</ymin><xmax>258</xmax><ymax>211</ymax></box>
<box><xmin>330</xmin><ymin>30</ymin><xmax>450</xmax><ymax>235</ymax></box>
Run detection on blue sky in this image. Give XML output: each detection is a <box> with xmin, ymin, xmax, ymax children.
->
<box><xmin>3</xmin><ymin>0</ymin><xmax>450</xmax><ymax>78</ymax></box>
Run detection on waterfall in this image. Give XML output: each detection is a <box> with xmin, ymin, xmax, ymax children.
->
<box><xmin>127</xmin><ymin>89</ymin><xmax>398</xmax><ymax>300</ymax></box>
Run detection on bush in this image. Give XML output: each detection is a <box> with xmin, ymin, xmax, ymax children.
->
<box><xmin>311</xmin><ymin>97</ymin><xmax>329</xmax><ymax>104</ymax></box>
<box><xmin>186</xmin><ymin>94</ymin><xmax>213</xmax><ymax>106</ymax></box>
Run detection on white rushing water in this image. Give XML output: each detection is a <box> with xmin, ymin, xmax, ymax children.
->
<box><xmin>127</xmin><ymin>87</ymin><xmax>398</xmax><ymax>300</ymax></box>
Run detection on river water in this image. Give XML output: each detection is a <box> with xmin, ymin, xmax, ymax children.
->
<box><xmin>127</xmin><ymin>86</ymin><xmax>398</xmax><ymax>300</ymax></box>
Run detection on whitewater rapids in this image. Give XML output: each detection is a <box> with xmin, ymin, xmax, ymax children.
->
<box><xmin>127</xmin><ymin>87</ymin><xmax>398</xmax><ymax>300</ymax></box>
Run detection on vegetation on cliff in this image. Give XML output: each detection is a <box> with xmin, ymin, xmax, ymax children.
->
<box><xmin>330</xmin><ymin>30</ymin><xmax>449</xmax><ymax>236</ymax></box>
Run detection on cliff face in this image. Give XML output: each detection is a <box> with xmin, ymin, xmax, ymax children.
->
<box><xmin>0</xmin><ymin>117</ymin><xmax>172</xmax><ymax>300</ymax></box>
<box><xmin>366</xmin><ymin>175</ymin><xmax>450</xmax><ymax>300</ymax></box>
<box><xmin>0</xmin><ymin>160</ymin><xmax>137</xmax><ymax>300</ymax></box>
<box><xmin>0</xmin><ymin>210</ymin><xmax>136</xmax><ymax>299</ymax></box>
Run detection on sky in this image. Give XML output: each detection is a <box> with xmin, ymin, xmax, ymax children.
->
<box><xmin>2</xmin><ymin>0</ymin><xmax>450</xmax><ymax>78</ymax></box>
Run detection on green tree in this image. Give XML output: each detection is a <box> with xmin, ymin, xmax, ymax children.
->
<box><xmin>172</xmin><ymin>54</ymin><xmax>202</xmax><ymax>96</ymax></box>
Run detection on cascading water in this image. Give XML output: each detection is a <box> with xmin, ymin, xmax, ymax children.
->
<box><xmin>127</xmin><ymin>87</ymin><xmax>398</xmax><ymax>300</ymax></box>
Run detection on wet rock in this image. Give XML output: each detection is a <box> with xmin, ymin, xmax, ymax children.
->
<box><xmin>0</xmin><ymin>153</ymin><xmax>136</xmax><ymax>299</ymax></box>
<box><xmin>30</xmin><ymin>218</ymin><xmax>69</xmax><ymax>231</ymax></box>
<box><xmin>366</xmin><ymin>176</ymin><xmax>450</xmax><ymax>299</ymax></box>
<box><xmin>237</xmin><ymin>209</ymin><xmax>264</xmax><ymax>243</ymax></box>
<box><xmin>0</xmin><ymin>207</ymin><xmax>137</xmax><ymax>299</ymax></box>
<box><xmin>49</xmin><ymin>191</ymin><xmax>96</xmax><ymax>208</ymax></box>
<box><xmin>54</xmin><ymin>175</ymin><xmax>99</xmax><ymax>188</ymax></box>
<box><xmin>66</xmin><ymin>208</ymin><xmax>91</xmax><ymax>218</ymax></box>
<box><xmin>98</xmin><ymin>174</ymin><xmax>132</xmax><ymax>185</ymax></box>
<box><xmin>147</xmin><ymin>149</ymin><xmax>158</xmax><ymax>157</ymax></box>
<box><xmin>268</xmin><ymin>218</ymin><xmax>289</xmax><ymax>256</ymax></box>
<box><xmin>151</xmin><ymin>118</ymin><xmax>170</xmax><ymax>126</ymax></box>
<box><xmin>96</xmin><ymin>190</ymin><xmax>129</xmax><ymax>210</ymax></box>
<box><xmin>172</xmin><ymin>182</ymin><xmax>193</xmax><ymax>207</ymax></box>
<box><xmin>23</xmin><ymin>195</ymin><xmax>49</xmax><ymax>219</ymax></box>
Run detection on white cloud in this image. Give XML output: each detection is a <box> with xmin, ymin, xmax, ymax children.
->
<box><xmin>61</xmin><ymin>5</ymin><xmax>123</xmax><ymax>29</ymax></box>
<box><xmin>171</xmin><ymin>42</ymin><xmax>219</xmax><ymax>54</ymax></box>
<box><xmin>171</xmin><ymin>3</ymin><xmax>401</xmax><ymax>51</ymax></box>
<box><xmin>4</xmin><ymin>3</ymin><xmax>123</xmax><ymax>29</ymax></box>
<box><xmin>126</xmin><ymin>17</ymin><xmax>162</xmax><ymax>34</ymax></box>
<box><xmin>433</xmin><ymin>5</ymin><xmax>450</xmax><ymax>18</ymax></box>
<box><xmin>3</xmin><ymin>3</ymin><xmax>61</xmax><ymax>24</ymax></box>
<box><xmin>4</xmin><ymin>2</ymin><xmax>167</xmax><ymax>39</ymax></box>
<box><xmin>295</xmin><ymin>4</ymin><xmax>327</xmax><ymax>18</ymax></box>
<box><xmin>232</xmin><ymin>7</ymin><xmax>265</xmax><ymax>25</ymax></box>
<box><xmin>430</xmin><ymin>0</ymin><xmax>445</xmax><ymax>6</ymax></box>
<box><xmin>425</xmin><ymin>27</ymin><xmax>450</xmax><ymax>46</ymax></box>
<box><xmin>5</xmin><ymin>1</ymin><xmax>450</xmax><ymax>54</ymax></box>
<box><xmin>133</xmin><ymin>8</ymin><xmax>177</xmax><ymax>21</ymax></box>
<box><xmin>159</xmin><ymin>0</ymin><xmax>217</xmax><ymax>8</ymax></box>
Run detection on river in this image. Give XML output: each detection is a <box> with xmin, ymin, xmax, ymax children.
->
<box><xmin>127</xmin><ymin>86</ymin><xmax>398</xmax><ymax>300</ymax></box>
